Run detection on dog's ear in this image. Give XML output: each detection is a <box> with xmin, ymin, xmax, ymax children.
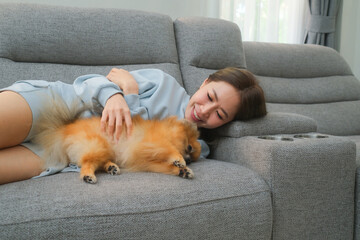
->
<box><xmin>180</xmin><ymin>119</ymin><xmax>198</xmax><ymax>131</ymax></box>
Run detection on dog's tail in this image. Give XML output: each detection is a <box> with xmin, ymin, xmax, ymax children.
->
<box><xmin>32</xmin><ymin>93</ymin><xmax>90</xmax><ymax>169</ymax></box>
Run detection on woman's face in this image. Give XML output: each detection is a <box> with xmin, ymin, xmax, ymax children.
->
<box><xmin>185</xmin><ymin>79</ymin><xmax>241</xmax><ymax>129</ymax></box>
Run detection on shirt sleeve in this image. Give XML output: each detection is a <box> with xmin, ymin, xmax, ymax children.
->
<box><xmin>198</xmin><ymin>139</ymin><xmax>210</xmax><ymax>159</ymax></box>
<box><xmin>73</xmin><ymin>74</ymin><xmax>123</xmax><ymax>108</ymax></box>
<box><xmin>123</xmin><ymin>69</ymin><xmax>164</xmax><ymax>119</ymax></box>
<box><xmin>123</xmin><ymin>94</ymin><xmax>149</xmax><ymax>119</ymax></box>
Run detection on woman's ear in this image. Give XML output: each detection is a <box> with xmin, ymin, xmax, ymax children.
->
<box><xmin>200</xmin><ymin>78</ymin><xmax>209</xmax><ymax>88</ymax></box>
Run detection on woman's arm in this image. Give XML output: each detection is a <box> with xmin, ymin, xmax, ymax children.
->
<box><xmin>106</xmin><ymin>68</ymin><xmax>139</xmax><ymax>95</ymax></box>
<box><xmin>73</xmin><ymin>74</ymin><xmax>123</xmax><ymax>108</ymax></box>
<box><xmin>103</xmin><ymin>68</ymin><xmax>140</xmax><ymax>139</ymax></box>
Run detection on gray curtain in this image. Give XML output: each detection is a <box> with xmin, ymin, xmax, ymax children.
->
<box><xmin>303</xmin><ymin>0</ymin><xmax>341</xmax><ymax>48</ymax></box>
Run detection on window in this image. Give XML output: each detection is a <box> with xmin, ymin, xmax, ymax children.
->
<box><xmin>220</xmin><ymin>0</ymin><xmax>306</xmax><ymax>44</ymax></box>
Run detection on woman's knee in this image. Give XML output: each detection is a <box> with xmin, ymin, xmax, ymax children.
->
<box><xmin>0</xmin><ymin>145</ymin><xmax>44</xmax><ymax>185</ymax></box>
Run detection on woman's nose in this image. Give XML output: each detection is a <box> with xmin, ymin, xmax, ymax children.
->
<box><xmin>202</xmin><ymin>103</ymin><xmax>218</xmax><ymax>117</ymax></box>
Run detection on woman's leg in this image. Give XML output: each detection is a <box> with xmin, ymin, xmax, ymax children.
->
<box><xmin>0</xmin><ymin>146</ymin><xmax>43</xmax><ymax>184</ymax></box>
<box><xmin>0</xmin><ymin>91</ymin><xmax>43</xmax><ymax>184</ymax></box>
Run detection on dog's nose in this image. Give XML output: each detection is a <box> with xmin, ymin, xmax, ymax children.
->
<box><xmin>185</xmin><ymin>156</ymin><xmax>192</xmax><ymax>165</ymax></box>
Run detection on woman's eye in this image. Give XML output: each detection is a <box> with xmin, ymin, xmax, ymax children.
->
<box><xmin>207</xmin><ymin>93</ymin><xmax>213</xmax><ymax>101</ymax></box>
<box><xmin>216</xmin><ymin>111</ymin><xmax>223</xmax><ymax>120</ymax></box>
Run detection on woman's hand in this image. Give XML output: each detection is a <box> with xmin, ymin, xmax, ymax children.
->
<box><xmin>101</xmin><ymin>93</ymin><xmax>132</xmax><ymax>141</ymax></box>
<box><xmin>106</xmin><ymin>68</ymin><xmax>139</xmax><ymax>95</ymax></box>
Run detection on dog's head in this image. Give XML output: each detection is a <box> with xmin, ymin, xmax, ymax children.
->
<box><xmin>164</xmin><ymin>116</ymin><xmax>202</xmax><ymax>165</ymax></box>
<box><xmin>179</xmin><ymin>119</ymin><xmax>201</xmax><ymax>165</ymax></box>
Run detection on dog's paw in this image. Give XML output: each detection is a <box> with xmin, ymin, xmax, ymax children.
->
<box><xmin>83</xmin><ymin>175</ymin><xmax>97</xmax><ymax>184</ymax></box>
<box><xmin>107</xmin><ymin>164</ymin><xmax>120</xmax><ymax>175</ymax></box>
<box><xmin>172</xmin><ymin>154</ymin><xmax>187</xmax><ymax>168</ymax></box>
<box><xmin>173</xmin><ymin>160</ymin><xmax>186</xmax><ymax>168</ymax></box>
<box><xmin>179</xmin><ymin>167</ymin><xmax>194</xmax><ymax>179</ymax></box>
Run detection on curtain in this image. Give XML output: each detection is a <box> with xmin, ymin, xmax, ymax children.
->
<box><xmin>303</xmin><ymin>0</ymin><xmax>340</xmax><ymax>48</ymax></box>
<box><xmin>220</xmin><ymin>0</ymin><xmax>306</xmax><ymax>44</ymax></box>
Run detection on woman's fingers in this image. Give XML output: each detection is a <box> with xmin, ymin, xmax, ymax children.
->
<box><xmin>102</xmin><ymin>113</ymin><xmax>133</xmax><ymax>141</ymax></box>
<box><xmin>107</xmin><ymin>111</ymin><xmax>116</xmax><ymax>138</ymax></box>
<box><xmin>114</xmin><ymin>110</ymin><xmax>123</xmax><ymax>141</ymax></box>
<box><xmin>102</xmin><ymin>94</ymin><xmax>133</xmax><ymax>141</ymax></box>
<box><xmin>124</xmin><ymin>111</ymin><xmax>133</xmax><ymax>138</ymax></box>
<box><xmin>113</xmin><ymin>109</ymin><xmax>133</xmax><ymax>141</ymax></box>
<box><xmin>100</xmin><ymin>112</ymin><xmax>108</xmax><ymax>134</ymax></box>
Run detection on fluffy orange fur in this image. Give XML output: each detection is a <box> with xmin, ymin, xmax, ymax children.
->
<box><xmin>33</xmin><ymin>97</ymin><xmax>201</xmax><ymax>184</ymax></box>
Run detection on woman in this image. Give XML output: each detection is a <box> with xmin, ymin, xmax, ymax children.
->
<box><xmin>0</xmin><ymin>67</ymin><xmax>266</xmax><ymax>184</ymax></box>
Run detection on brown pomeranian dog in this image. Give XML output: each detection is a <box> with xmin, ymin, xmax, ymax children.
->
<box><xmin>32</xmin><ymin>96</ymin><xmax>201</xmax><ymax>184</ymax></box>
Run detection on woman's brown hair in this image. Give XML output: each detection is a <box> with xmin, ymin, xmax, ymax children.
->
<box><xmin>207</xmin><ymin>67</ymin><xmax>267</xmax><ymax>121</ymax></box>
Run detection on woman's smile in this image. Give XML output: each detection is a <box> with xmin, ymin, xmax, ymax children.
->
<box><xmin>192</xmin><ymin>107</ymin><xmax>200</xmax><ymax>121</ymax></box>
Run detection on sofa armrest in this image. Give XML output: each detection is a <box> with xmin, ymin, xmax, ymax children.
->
<box><xmin>211</xmin><ymin>112</ymin><xmax>317</xmax><ymax>138</ymax></box>
<box><xmin>211</xmin><ymin>134</ymin><xmax>356</xmax><ymax>239</ymax></box>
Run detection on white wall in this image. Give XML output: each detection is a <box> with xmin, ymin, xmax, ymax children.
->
<box><xmin>0</xmin><ymin>0</ymin><xmax>220</xmax><ymax>19</ymax></box>
<box><xmin>336</xmin><ymin>0</ymin><xmax>360</xmax><ymax>79</ymax></box>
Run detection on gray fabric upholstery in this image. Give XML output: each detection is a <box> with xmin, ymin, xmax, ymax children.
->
<box><xmin>211</xmin><ymin>134</ymin><xmax>356</xmax><ymax>240</ymax></box>
<box><xmin>243</xmin><ymin>41</ymin><xmax>360</xmax><ymax>136</ymax></box>
<box><xmin>174</xmin><ymin>17</ymin><xmax>246</xmax><ymax>96</ymax></box>
<box><xmin>212</xmin><ymin>112</ymin><xmax>317</xmax><ymax>138</ymax></box>
<box><xmin>344</xmin><ymin>135</ymin><xmax>360</xmax><ymax>240</ymax></box>
<box><xmin>259</xmin><ymin>75</ymin><xmax>360</xmax><ymax>104</ymax></box>
<box><xmin>0</xmin><ymin>3</ymin><xmax>178</xmax><ymax>65</ymax></box>
<box><xmin>356</xmin><ymin>166</ymin><xmax>360</xmax><ymax>240</ymax></box>
<box><xmin>0</xmin><ymin>3</ymin><xmax>182</xmax><ymax>86</ymax></box>
<box><xmin>346</xmin><ymin>136</ymin><xmax>360</xmax><ymax>166</ymax></box>
<box><xmin>0</xmin><ymin>160</ymin><xmax>272</xmax><ymax>240</ymax></box>
<box><xmin>0</xmin><ymin>62</ymin><xmax>183</xmax><ymax>88</ymax></box>
<box><xmin>244</xmin><ymin>39</ymin><xmax>360</xmax><ymax>239</ymax></box>
<box><xmin>243</xmin><ymin>42</ymin><xmax>353</xmax><ymax>78</ymax></box>
<box><xmin>267</xmin><ymin>101</ymin><xmax>360</xmax><ymax>136</ymax></box>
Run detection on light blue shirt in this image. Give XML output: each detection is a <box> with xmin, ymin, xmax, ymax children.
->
<box><xmin>73</xmin><ymin>69</ymin><xmax>190</xmax><ymax>121</ymax></box>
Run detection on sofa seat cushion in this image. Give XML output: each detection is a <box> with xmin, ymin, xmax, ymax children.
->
<box><xmin>0</xmin><ymin>159</ymin><xmax>272</xmax><ymax>240</ymax></box>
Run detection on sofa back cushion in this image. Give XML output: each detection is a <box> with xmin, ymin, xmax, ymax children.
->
<box><xmin>174</xmin><ymin>17</ymin><xmax>247</xmax><ymax>96</ymax></box>
<box><xmin>0</xmin><ymin>3</ymin><xmax>182</xmax><ymax>87</ymax></box>
<box><xmin>243</xmin><ymin>42</ymin><xmax>360</xmax><ymax>135</ymax></box>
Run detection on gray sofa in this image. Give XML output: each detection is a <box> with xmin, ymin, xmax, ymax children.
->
<box><xmin>0</xmin><ymin>3</ymin><xmax>358</xmax><ymax>240</ymax></box>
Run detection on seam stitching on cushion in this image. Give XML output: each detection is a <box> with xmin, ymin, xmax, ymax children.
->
<box><xmin>0</xmin><ymin>189</ymin><xmax>271</xmax><ymax>227</ymax></box>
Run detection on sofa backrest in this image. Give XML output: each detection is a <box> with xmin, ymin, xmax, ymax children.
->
<box><xmin>174</xmin><ymin>17</ymin><xmax>247</xmax><ymax>96</ymax></box>
<box><xmin>0</xmin><ymin>3</ymin><xmax>182</xmax><ymax>87</ymax></box>
<box><xmin>243</xmin><ymin>41</ymin><xmax>360</xmax><ymax>135</ymax></box>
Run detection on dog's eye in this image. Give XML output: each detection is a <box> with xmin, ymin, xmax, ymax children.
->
<box><xmin>187</xmin><ymin>145</ymin><xmax>193</xmax><ymax>153</ymax></box>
